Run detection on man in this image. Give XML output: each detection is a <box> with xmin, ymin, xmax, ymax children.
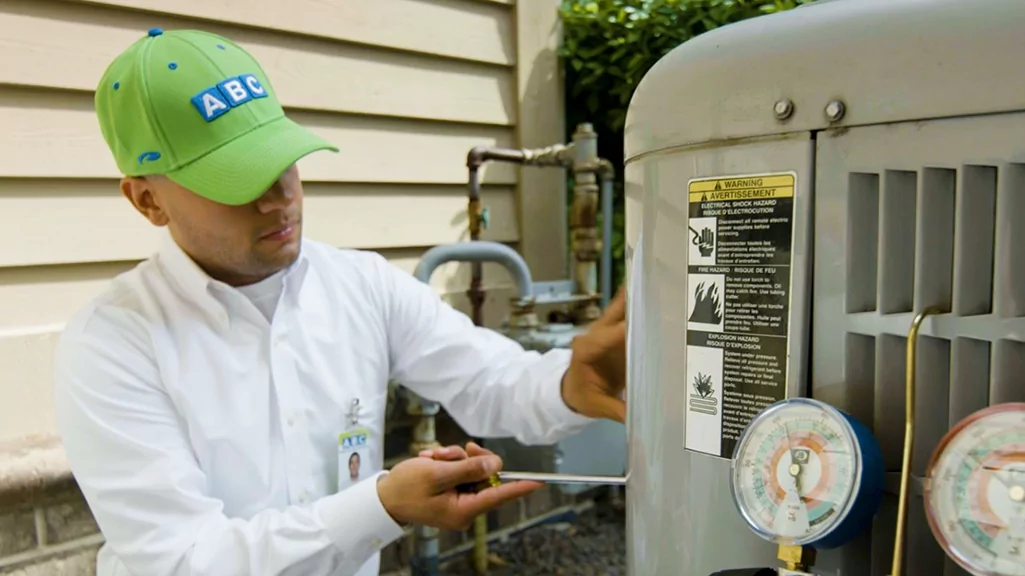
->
<box><xmin>53</xmin><ymin>27</ymin><xmax>626</xmax><ymax>576</ymax></box>
<box><xmin>349</xmin><ymin>452</ymin><xmax>361</xmax><ymax>483</ymax></box>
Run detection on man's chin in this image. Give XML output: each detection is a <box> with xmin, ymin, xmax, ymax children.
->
<box><xmin>245</xmin><ymin>247</ymin><xmax>299</xmax><ymax>282</ymax></box>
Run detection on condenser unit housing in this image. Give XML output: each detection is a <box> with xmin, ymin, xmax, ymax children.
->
<box><xmin>623</xmin><ymin>0</ymin><xmax>1025</xmax><ymax>574</ymax></box>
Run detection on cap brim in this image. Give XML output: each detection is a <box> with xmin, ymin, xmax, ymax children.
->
<box><xmin>165</xmin><ymin>116</ymin><xmax>338</xmax><ymax>206</ymax></box>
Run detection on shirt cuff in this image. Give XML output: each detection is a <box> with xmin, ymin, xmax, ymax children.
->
<box><xmin>537</xmin><ymin>348</ymin><xmax>595</xmax><ymax>432</ymax></box>
<box><xmin>316</xmin><ymin>471</ymin><xmax>405</xmax><ymax>556</ymax></box>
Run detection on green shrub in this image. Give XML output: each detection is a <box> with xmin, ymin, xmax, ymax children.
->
<box><xmin>559</xmin><ymin>0</ymin><xmax>812</xmax><ymax>289</ymax></box>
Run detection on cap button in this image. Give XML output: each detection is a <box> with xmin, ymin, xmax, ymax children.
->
<box><xmin>148</xmin><ymin>27</ymin><xmax>163</xmax><ymax>37</ymax></box>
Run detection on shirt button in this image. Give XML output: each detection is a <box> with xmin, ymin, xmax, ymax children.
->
<box><xmin>371</xmin><ymin>538</ymin><xmax>382</xmax><ymax>548</ymax></box>
<box><xmin>298</xmin><ymin>490</ymin><xmax>308</xmax><ymax>503</ymax></box>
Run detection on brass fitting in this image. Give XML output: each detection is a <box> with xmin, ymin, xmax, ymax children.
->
<box><xmin>777</xmin><ymin>544</ymin><xmax>816</xmax><ymax>572</ymax></box>
<box><xmin>457</xmin><ymin>474</ymin><xmax>503</xmax><ymax>494</ymax></box>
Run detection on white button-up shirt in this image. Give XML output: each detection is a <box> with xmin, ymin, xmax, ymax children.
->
<box><xmin>53</xmin><ymin>233</ymin><xmax>593</xmax><ymax>576</ymax></box>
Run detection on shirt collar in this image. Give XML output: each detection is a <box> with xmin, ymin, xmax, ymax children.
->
<box><xmin>155</xmin><ymin>230</ymin><xmax>311</xmax><ymax>329</ymax></box>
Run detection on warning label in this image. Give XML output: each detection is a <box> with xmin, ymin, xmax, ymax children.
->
<box><xmin>683</xmin><ymin>172</ymin><xmax>796</xmax><ymax>460</ymax></box>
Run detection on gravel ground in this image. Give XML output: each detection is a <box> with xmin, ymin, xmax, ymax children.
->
<box><xmin>447</xmin><ymin>496</ymin><xmax>626</xmax><ymax>576</ymax></box>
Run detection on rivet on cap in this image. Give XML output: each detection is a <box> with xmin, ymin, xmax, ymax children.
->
<box><xmin>148</xmin><ymin>27</ymin><xmax>163</xmax><ymax>37</ymax></box>
<box><xmin>113</xmin><ymin>81</ymin><xmax>120</xmax><ymax>90</ymax></box>
<box><xmin>168</xmin><ymin>62</ymin><xmax>178</xmax><ymax>70</ymax></box>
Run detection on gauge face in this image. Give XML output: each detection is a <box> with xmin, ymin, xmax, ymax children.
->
<box><xmin>925</xmin><ymin>403</ymin><xmax>1025</xmax><ymax>576</ymax></box>
<box><xmin>730</xmin><ymin>398</ymin><xmax>862</xmax><ymax>546</ymax></box>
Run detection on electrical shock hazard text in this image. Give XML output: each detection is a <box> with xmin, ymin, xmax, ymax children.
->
<box><xmin>683</xmin><ymin>172</ymin><xmax>797</xmax><ymax>460</ymax></box>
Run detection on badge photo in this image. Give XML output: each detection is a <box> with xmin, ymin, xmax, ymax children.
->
<box><xmin>338</xmin><ymin>427</ymin><xmax>371</xmax><ymax>491</ymax></box>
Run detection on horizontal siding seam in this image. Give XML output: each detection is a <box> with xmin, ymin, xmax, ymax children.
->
<box><xmin>55</xmin><ymin>0</ymin><xmax>517</xmax><ymax>66</ymax></box>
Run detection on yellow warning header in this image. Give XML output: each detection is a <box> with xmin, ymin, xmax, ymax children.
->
<box><xmin>688</xmin><ymin>173</ymin><xmax>795</xmax><ymax>203</ymax></box>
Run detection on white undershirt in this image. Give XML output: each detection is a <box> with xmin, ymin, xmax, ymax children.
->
<box><xmin>235</xmin><ymin>268</ymin><xmax>287</xmax><ymax>322</ymax></box>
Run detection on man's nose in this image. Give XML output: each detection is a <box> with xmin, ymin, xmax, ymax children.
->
<box><xmin>254</xmin><ymin>177</ymin><xmax>295</xmax><ymax>212</ymax></box>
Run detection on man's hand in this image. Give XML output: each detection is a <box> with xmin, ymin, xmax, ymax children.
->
<box><xmin>377</xmin><ymin>442</ymin><xmax>542</xmax><ymax>530</ymax></box>
<box><xmin>561</xmin><ymin>287</ymin><xmax>627</xmax><ymax>423</ymax></box>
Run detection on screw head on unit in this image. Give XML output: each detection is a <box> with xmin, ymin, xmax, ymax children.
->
<box><xmin>825</xmin><ymin>100</ymin><xmax>846</xmax><ymax>122</ymax></box>
<box><xmin>774</xmin><ymin>99</ymin><xmax>794</xmax><ymax>120</ymax></box>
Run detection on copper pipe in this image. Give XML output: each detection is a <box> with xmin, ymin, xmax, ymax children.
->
<box><xmin>890</xmin><ymin>307</ymin><xmax>941</xmax><ymax>576</ymax></box>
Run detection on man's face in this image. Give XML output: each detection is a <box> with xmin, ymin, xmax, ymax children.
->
<box><xmin>349</xmin><ymin>454</ymin><xmax>360</xmax><ymax>479</ymax></box>
<box><xmin>121</xmin><ymin>165</ymin><xmax>304</xmax><ymax>286</ymax></box>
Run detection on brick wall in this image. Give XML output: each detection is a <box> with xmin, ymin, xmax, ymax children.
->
<box><xmin>0</xmin><ymin>483</ymin><xmax>102</xmax><ymax>575</ymax></box>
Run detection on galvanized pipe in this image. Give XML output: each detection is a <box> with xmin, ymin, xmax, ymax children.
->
<box><xmin>464</xmin><ymin>144</ymin><xmax>574</xmax><ymax>325</ymax></box>
<box><xmin>570</xmin><ymin>123</ymin><xmax>602</xmax><ymax>322</ymax></box>
<box><xmin>597</xmin><ymin>159</ymin><xmax>615</xmax><ymax>308</ymax></box>
<box><xmin>413</xmin><ymin>241</ymin><xmax>535</xmax><ymax>303</ymax></box>
<box><xmin>405</xmin><ymin>390</ymin><xmax>441</xmax><ymax>576</ymax></box>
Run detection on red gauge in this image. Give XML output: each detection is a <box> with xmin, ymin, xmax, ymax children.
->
<box><xmin>924</xmin><ymin>403</ymin><xmax>1025</xmax><ymax>576</ymax></box>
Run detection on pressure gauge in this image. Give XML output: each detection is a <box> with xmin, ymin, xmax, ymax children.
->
<box><xmin>729</xmin><ymin>397</ymin><xmax>885</xmax><ymax>549</ymax></box>
<box><xmin>924</xmin><ymin>403</ymin><xmax>1025</xmax><ymax>576</ymax></box>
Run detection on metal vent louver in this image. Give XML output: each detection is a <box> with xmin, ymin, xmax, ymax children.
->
<box><xmin>813</xmin><ymin>112</ymin><xmax>1025</xmax><ymax>575</ymax></box>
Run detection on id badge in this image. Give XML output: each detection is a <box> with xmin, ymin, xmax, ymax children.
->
<box><xmin>338</xmin><ymin>427</ymin><xmax>371</xmax><ymax>491</ymax></box>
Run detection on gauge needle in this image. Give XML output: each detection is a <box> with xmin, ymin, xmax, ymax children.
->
<box><xmin>984</xmin><ymin>465</ymin><xmax>1013</xmax><ymax>488</ymax></box>
<box><xmin>982</xmin><ymin>465</ymin><xmax>1025</xmax><ymax>504</ymax></box>
<box><xmin>784</xmin><ymin>422</ymin><xmax>802</xmax><ymax>495</ymax></box>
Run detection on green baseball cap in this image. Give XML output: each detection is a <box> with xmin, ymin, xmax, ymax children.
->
<box><xmin>94</xmin><ymin>27</ymin><xmax>338</xmax><ymax>206</ymax></box>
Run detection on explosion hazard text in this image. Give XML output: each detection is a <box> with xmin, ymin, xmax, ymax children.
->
<box><xmin>683</xmin><ymin>172</ymin><xmax>797</xmax><ymax>460</ymax></box>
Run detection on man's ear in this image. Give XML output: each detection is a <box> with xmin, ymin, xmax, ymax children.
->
<box><xmin>120</xmin><ymin>176</ymin><xmax>169</xmax><ymax>227</ymax></box>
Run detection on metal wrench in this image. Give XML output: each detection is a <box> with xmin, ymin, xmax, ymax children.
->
<box><xmin>456</xmin><ymin>472</ymin><xmax>627</xmax><ymax>493</ymax></box>
<box><xmin>497</xmin><ymin>472</ymin><xmax>627</xmax><ymax>485</ymax></box>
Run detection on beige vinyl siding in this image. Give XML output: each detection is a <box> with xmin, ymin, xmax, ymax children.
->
<box><xmin>64</xmin><ymin>0</ymin><xmax>516</xmax><ymax>65</ymax></box>
<box><xmin>0</xmin><ymin>0</ymin><xmax>548</xmax><ymax>445</ymax></box>
<box><xmin>1</xmin><ymin>2</ymin><xmax>516</xmax><ymax>125</ymax></box>
<box><xmin>0</xmin><ymin>179</ymin><xmax>518</xmax><ymax>267</ymax></box>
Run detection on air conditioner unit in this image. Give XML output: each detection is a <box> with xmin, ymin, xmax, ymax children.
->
<box><xmin>623</xmin><ymin>1</ymin><xmax>1025</xmax><ymax>574</ymax></box>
